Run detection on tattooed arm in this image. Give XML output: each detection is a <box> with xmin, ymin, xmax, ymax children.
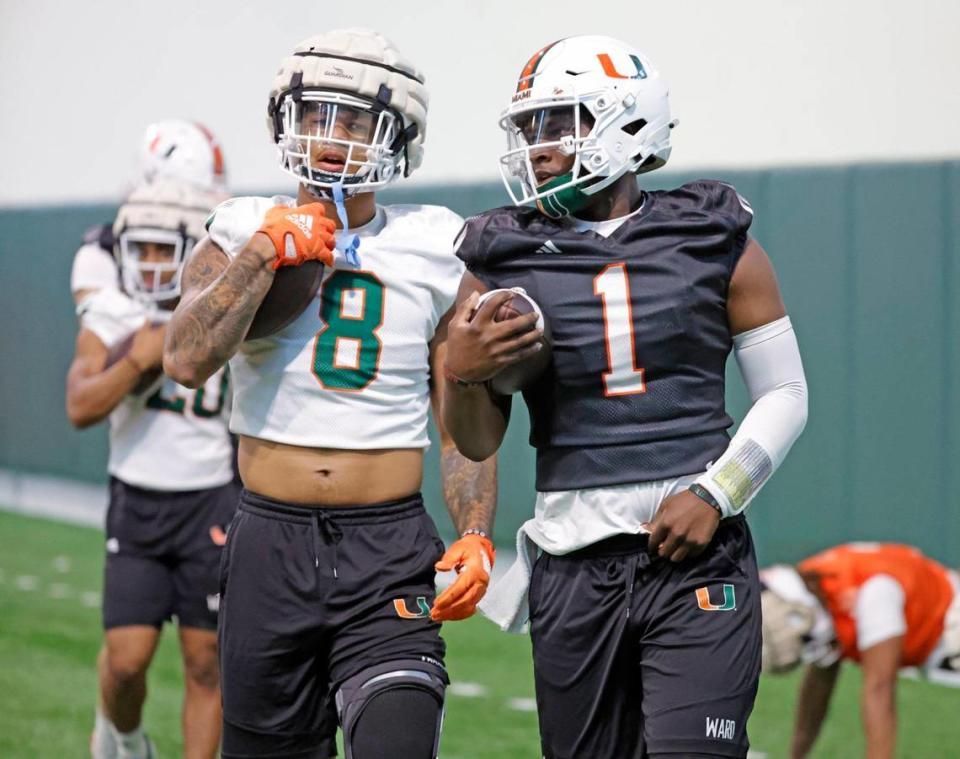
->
<box><xmin>429</xmin><ymin>310</ymin><xmax>499</xmax><ymax>622</ymax></box>
<box><xmin>163</xmin><ymin>234</ymin><xmax>275</xmax><ymax>388</ymax></box>
<box><xmin>440</xmin><ymin>443</ymin><xmax>498</xmax><ymax>533</ymax></box>
<box><xmin>430</xmin><ymin>309</ymin><xmax>498</xmax><ymax>534</ymax></box>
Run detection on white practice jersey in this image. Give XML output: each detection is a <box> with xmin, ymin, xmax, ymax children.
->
<box><xmin>208</xmin><ymin>196</ymin><xmax>464</xmax><ymax>449</ymax></box>
<box><xmin>71</xmin><ymin>238</ymin><xmax>119</xmax><ymax>294</ymax></box>
<box><xmin>78</xmin><ymin>288</ymin><xmax>234</xmax><ymax>491</ymax></box>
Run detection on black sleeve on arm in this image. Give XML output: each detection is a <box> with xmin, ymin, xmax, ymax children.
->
<box><xmin>710</xmin><ymin>181</ymin><xmax>755</xmax><ymax>276</ymax></box>
<box><xmin>454</xmin><ymin>213</ymin><xmax>499</xmax><ymax>290</ymax></box>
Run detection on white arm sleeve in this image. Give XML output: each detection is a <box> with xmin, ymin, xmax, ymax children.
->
<box><xmin>854</xmin><ymin>575</ymin><xmax>907</xmax><ymax>651</ymax></box>
<box><xmin>71</xmin><ymin>244</ymin><xmax>118</xmax><ymax>294</ymax></box>
<box><xmin>695</xmin><ymin>315</ymin><xmax>808</xmax><ymax>517</ymax></box>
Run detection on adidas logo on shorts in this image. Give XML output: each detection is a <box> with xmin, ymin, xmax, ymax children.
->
<box><xmin>286</xmin><ymin>213</ymin><xmax>314</xmax><ymax>238</ymax></box>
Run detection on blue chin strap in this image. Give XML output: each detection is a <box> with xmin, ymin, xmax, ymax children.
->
<box><xmin>332</xmin><ymin>182</ymin><xmax>361</xmax><ymax>268</ymax></box>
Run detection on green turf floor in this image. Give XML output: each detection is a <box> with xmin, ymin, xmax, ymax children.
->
<box><xmin>2</xmin><ymin>510</ymin><xmax>959</xmax><ymax>757</ymax></box>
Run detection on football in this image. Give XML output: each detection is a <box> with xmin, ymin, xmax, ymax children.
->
<box><xmin>105</xmin><ymin>330</ymin><xmax>163</xmax><ymax>395</ymax></box>
<box><xmin>472</xmin><ymin>287</ymin><xmax>551</xmax><ymax>395</ymax></box>
<box><xmin>245</xmin><ymin>261</ymin><xmax>324</xmax><ymax>340</ymax></box>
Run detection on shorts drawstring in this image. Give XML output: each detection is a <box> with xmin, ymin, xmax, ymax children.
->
<box><xmin>237</xmin><ymin>490</ymin><xmax>426</xmax><ymax>582</ymax></box>
<box><xmin>312</xmin><ymin>511</ymin><xmax>344</xmax><ymax>579</ymax></box>
<box><xmin>626</xmin><ymin>551</ymin><xmax>651</xmax><ymax>618</ymax></box>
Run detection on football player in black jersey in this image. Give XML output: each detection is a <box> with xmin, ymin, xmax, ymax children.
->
<box><xmin>441</xmin><ymin>36</ymin><xmax>809</xmax><ymax>759</ymax></box>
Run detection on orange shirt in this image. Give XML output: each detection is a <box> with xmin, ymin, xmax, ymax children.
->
<box><xmin>799</xmin><ymin>543</ymin><xmax>954</xmax><ymax>666</ymax></box>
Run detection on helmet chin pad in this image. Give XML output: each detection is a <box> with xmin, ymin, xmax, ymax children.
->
<box><xmin>535</xmin><ymin>173</ymin><xmax>591</xmax><ymax>218</ymax></box>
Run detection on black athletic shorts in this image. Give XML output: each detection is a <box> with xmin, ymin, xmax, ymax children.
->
<box><xmin>529</xmin><ymin>516</ymin><xmax>762</xmax><ymax>759</ymax></box>
<box><xmin>103</xmin><ymin>476</ymin><xmax>239</xmax><ymax>631</ymax></box>
<box><xmin>219</xmin><ymin>489</ymin><xmax>447</xmax><ymax>759</ymax></box>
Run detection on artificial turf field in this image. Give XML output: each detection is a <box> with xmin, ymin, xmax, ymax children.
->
<box><xmin>2</xmin><ymin>510</ymin><xmax>959</xmax><ymax>758</ymax></box>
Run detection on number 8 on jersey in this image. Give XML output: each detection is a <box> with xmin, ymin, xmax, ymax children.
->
<box><xmin>312</xmin><ymin>271</ymin><xmax>386</xmax><ymax>391</ymax></box>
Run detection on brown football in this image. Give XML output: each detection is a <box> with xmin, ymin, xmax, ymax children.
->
<box><xmin>245</xmin><ymin>261</ymin><xmax>324</xmax><ymax>340</ymax></box>
<box><xmin>471</xmin><ymin>288</ymin><xmax>551</xmax><ymax>395</ymax></box>
<box><xmin>105</xmin><ymin>331</ymin><xmax>163</xmax><ymax>395</ymax></box>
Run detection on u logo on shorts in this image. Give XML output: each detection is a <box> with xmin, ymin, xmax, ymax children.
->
<box><xmin>393</xmin><ymin>596</ymin><xmax>431</xmax><ymax>619</ymax></box>
<box><xmin>695</xmin><ymin>584</ymin><xmax>736</xmax><ymax>611</ymax></box>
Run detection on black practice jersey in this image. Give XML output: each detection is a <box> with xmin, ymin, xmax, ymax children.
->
<box><xmin>456</xmin><ymin>180</ymin><xmax>753</xmax><ymax>491</ymax></box>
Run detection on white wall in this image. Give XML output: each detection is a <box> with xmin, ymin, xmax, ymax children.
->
<box><xmin>1</xmin><ymin>0</ymin><xmax>957</xmax><ymax>204</ymax></box>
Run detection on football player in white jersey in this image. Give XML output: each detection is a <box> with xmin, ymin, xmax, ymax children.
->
<box><xmin>162</xmin><ymin>29</ymin><xmax>502</xmax><ymax>759</ymax></box>
<box><xmin>71</xmin><ymin>119</ymin><xmax>228</xmax><ymax>306</ymax></box>
<box><xmin>66</xmin><ymin>180</ymin><xmax>235</xmax><ymax>759</ymax></box>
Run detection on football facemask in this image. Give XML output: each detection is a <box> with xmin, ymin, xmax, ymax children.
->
<box><xmin>112</xmin><ymin>179</ymin><xmax>219</xmax><ymax>306</ymax></box>
<box><xmin>117</xmin><ymin>229</ymin><xmax>185</xmax><ymax>304</ymax></box>
<box><xmin>277</xmin><ymin>91</ymin><xmax>403</xmax><ymax>196</ymax></box>
<box><xmin>759</xmin><ymin>566</ymin><xmax>841</xmax><ymax>673</ymax></box>
<box><xmin>500</xmin><ymin>104</ymin><xmax>598</xmax><ymax>218</ymax></box>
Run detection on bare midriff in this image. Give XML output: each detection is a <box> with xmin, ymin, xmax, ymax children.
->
<box><xmin>238</xmin><ymin>436</ymin><xmax>424</xmax><ymax>507</ymax></box>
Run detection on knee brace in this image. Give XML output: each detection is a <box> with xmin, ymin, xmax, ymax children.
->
<box><xmin>336</xmin><ymin>659</ymin><xmax>448</xmax><ymax>759</ymax></box>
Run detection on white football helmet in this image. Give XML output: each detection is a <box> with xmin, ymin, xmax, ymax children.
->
<box><xmin>112</xmin><ymin>180</ymin><xmax>220</xmax><ymax>305</ymax></box>
<box><xmin>267</xmin><ymin>28</ymin><xmax>428</xmax><ymax>197</ymax></box>
<box><xmin>499</xmin><ymin>36</ymin><xmax>676</xmax><ymax>218</ymax></box>
<box><xmin>760</xmin><ymin>565</ymin><xmax>840</xmax><ymax>674</ymax></box>
<box><xmin>139</xmin><ymin>120</ymin><xmax>228</xmax><ymax>193</ymax></box>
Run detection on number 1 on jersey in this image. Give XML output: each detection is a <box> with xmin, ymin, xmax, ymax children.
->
<box><xmin>594</xmin><ymin>263</ymin><xmax>646</xmax><ymax>396</ymax></box>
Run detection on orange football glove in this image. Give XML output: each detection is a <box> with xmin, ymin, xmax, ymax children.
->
<box><xmin>431</xmin><ymin>533</ymin><xmax>495</xmax><ymax>622</ymax></box>
<box><xmin>256</xmin><ymin>203</ymin><xmax>337</xmax><ymax>270</ymax></box>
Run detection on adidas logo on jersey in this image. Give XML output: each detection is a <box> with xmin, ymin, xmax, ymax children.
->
<box><xmin>286</xmin><ymin>213</ymin><xmax>314</xmax><ymax>238</ymax></box>
<box><xmin>535</xmin><ymin>240</ymin><xmax>562</xmax><ymax>255</ymax></box>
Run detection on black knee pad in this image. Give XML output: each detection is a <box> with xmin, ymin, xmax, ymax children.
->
<box><xmin>336</xmin><ymin>659</ymin><xmax>448</xmax><ymax>759</ymax></box>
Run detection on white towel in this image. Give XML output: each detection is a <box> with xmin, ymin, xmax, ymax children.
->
<box><xmin>478</xmin><ymin>523</ymin><xmax>540</xmax><ymax>634</ymax></box>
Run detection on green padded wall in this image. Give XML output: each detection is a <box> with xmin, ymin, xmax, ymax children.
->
<box><xmin>1</xmin><ymin>161</ymin><xmax>957</xmax><ymax>565</ymax></box>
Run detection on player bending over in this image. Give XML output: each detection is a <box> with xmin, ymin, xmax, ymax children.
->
<box><xmin>442</xmin><ymin>36</ymin><xmax>808</xmax><ymax>758</ymax></box>
<box><xmin>762</xmin><ymin>543</ymin><xmax>960</xmax><ymax>759</ymax></box>
<box><xmin>163</xmin><ymin>28</ymin><xmax>496</xmax><ymax>759</ymax></box>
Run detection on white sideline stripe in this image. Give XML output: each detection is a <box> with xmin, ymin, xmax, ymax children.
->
<box><xmin>506</xmin><ymin>697</ymin><xmax>537</xmax><ymax>712</ymax></box>
<box><xmin>0</xmin><ymin>565</ymin><xmax>99</xmax><ymax>609</ymax></box>
<box><xmin>15</xmin><ymin>574</ymin><xmax>40</xmax><ymax>591</ymax></box>
<box><xmin>0</xmin><ymin>468</ymin><xmax>107</xmax><ymax>528</ymax></box>
<box><xmin>48</xmin><ymin>582</ymin><xmax>72</xmax><ymax>599</ymax></box>
<box><xmin>448</xmin><ymin>682</ymin><xmax>487</xmax><ymax>698</ymax></box>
